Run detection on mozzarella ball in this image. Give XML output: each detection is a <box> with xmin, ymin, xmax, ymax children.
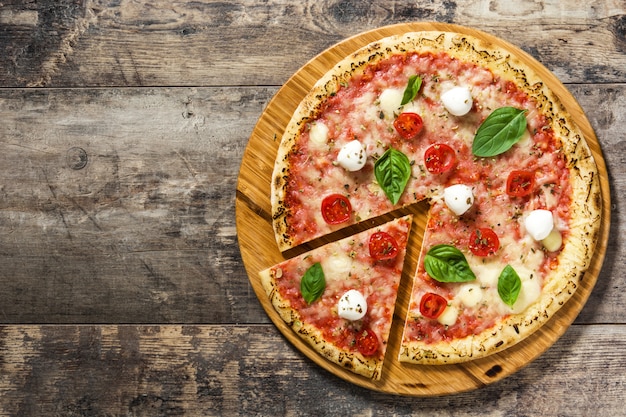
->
<box><xmin>525</xmin><ymin>209</ymin><xmax>554</xmax><ymax>241</ymax></box>
<box><xmin>441</xmin><ymin>86</ymin><xmax>473</xmax><ymax>117</ymax></box>
<box><xmin>378</xmin><ymin>88</ymin><xmax>404</xmax><ymax>116</ymax></box>
<box><xmin>337</xmin><ymin>289</ymin><xmax>368</xmax><ymax>321</ymax></box>
<box><xmin>337</xmin><ymin>140</ymin><xmax>367</xmax><ymax>171</ymax></box>
<box><xmin>444</xmin><ymin>184</ymin><xmax>474</xmax><ymax>216</ymax></box>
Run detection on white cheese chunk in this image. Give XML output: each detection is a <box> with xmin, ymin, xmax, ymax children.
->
<box><xmin>471</xmin><ymin>260</ymin><xmax>503</xmax><ymax>288</ymax></box>
<box><xmin>444</xmin><ymin>184</ymin><xmax>474</xmax><ymax>216</ymax></box>
<box><xmin>524</xmin><ymin>209</ymin><xmax>554</xmax><ymax>241</ymax></box>
<box><xmin>378</xmin><ymin>88</ymin><xmax>404</xmax><ymax>116</ymax></box>
<box><xmin>323</xmin><ymin>252</ymin><xmax>353</xmax><ymax>277</ymax></box>
<box><xmin>336</xmin><ymin>140</ymin><xmax>367</xmax><ymax>171</ymax></box>
<box><xmin>337</xmin><ymin>289</ymin><xmax>368</xmax><ymax>321</ymax></box>
<box><xmin>457</xmin><ymin>283</ymin><xmax>484</xmax><ymax>308</ymax></box>
<box><xmin>441</xmin><ymin>86</ymin><xmax>473</xmax><ymax>117</ymax></box>
<box><xmin>541</xmin><ymin>228</ymin><xmax>563</xmax><ymax>252</ymax></box>
<box><xmin>437</xmin><ymin>305</ymin><xmax>458</xmax><ymax>326</ymax></box>
<box><xmin>308</xmin><ymin>122</ymin><xmax>329</xmax><ymax>150</ymax></box>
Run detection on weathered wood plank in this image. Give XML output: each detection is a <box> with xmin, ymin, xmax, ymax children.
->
<box><xmin>0</xmin><ymin>84</ymin><xmax>623</xmax><ymax>324</ymax></box>
<box><xmin>0</xmin><ymin>87</ymin><xmax>276</xmax><ymax>324</ymax></box>
<box><xmin>0</xmin><ymin>0</ymin><xmax>624</xmax><ymax>87</ymax></box>
<box><xmin>0</xmin><ymin>324</ymin><xmax>623</xmax><ymax>415</ymax></box>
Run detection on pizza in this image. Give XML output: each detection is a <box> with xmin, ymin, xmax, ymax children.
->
<box><xmin>259</xmin><ymin>215</ymin><xmax>412</xmax><ymax>380</ymax></box>
<box><xmin>263</xmin><ymin>30</ymin><xmax>601</xmax><ymax>376</ymax></box>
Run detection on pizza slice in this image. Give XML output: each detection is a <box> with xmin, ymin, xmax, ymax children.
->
<box><xmin>399</xmin><ymin>181</ymin><xmax>596</xmax><ymax>364</ymax></box>
<box><xmin>259</xmin><ymin>215</ymin><xmax>412</xmax><ymax>380</ymax></box>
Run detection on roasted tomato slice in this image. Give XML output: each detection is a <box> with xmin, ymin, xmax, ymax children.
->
<box><xmin>368</xmin><ymin>231</ymin><xmax>399</xmax><ymax>261</ymax></box>
<box><xmin>424</xmin><ymin>143</ymin><xmax>457</xmax><ymax>174</ymax></box>
<box><xmin>469</xmin><ymin>227</ymin><xmax>500</xmax><ymax>257</ymax></box>
<box><xmin>419</xmin><ymin>293</ymin><xmax>448</xmax><ymax>319</ymax></box>
<box><xmin>506</xmin><ymin>170</ymin><xmax>535</xmax><ymax>197</ymax></box>
<box><xmin>355</xmin><ymin>328</ymin><xmax>379</xmax><ymax>356</ymax></box>
<box><xmin>393</xmin><ymin>112</ymin><xmax>424</xmax><ymax>139</ymax></box>
<box><xmin>321</xmin><ymin>194</ymin><xmax>352</xmax><ymax>224</ymax></box>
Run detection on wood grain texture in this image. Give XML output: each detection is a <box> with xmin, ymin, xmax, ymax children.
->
<box><xmin>0</xmin><ymin>0</ymin><xmax>624</xmax><ymax>413</ymax></box>
<box><xmin>0</xmin><ymin>87</ymin><xmax>274</xmax><ymax>323</ymax></box>
<box><xmin>0</xmin><ymin>0</ymin><xmax>624</xmax><ymax>87</ymax></box>
<box><xmin>0</xmin><ymin>324</ymin><xmax>624</xmax><ymax>416</ymax></box>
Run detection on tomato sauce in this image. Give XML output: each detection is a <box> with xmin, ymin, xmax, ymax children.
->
<box><xmin>280</xmin><ymin>48</ymin><xmax>573</xmax><ymax>345</ymax></box>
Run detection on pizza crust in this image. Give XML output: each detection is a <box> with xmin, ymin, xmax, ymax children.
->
<box><xmin>270</xmin><ymin>31</ymin><xmax>601</xmax><ymax>366</ymax></box>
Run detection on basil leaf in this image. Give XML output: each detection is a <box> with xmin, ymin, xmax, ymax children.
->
<box><xmin>472</xmin><ymin>107</ymin><xmax>527</xmax><ymax>157</ymax></box>
<box><xmin>424</xmin><ymin>244</ymin><xmax>476</xmax><ymax>283</ymax></box>
<box><xmin>301</xmin><ymin>262</ymin><xmax>325</xmax><ymax>304</ymax></box>
<box><xmin>374</xmin><ymin>148</ymin><xmax>411</xmax><ymax>205</ymax></box>
<box><xmin>498</xmin><ymin>265</ymin><xmax>522</xmax><ymax>307</ymax></box>
<box><xmin>400</xmin><ymin>75</ymin><xmax>422</xmax><ymax>106</ymax></box>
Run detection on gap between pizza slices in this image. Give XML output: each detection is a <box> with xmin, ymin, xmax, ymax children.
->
<box><xmin>264</xmin><ymin>31</ymin><xmax>602</xmax><ymax>377</ymax></box>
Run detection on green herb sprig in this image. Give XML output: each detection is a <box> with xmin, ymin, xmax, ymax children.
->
<box><xmin>424</xmin><ymin>244</ymin><xmax>477</xmax><ymax>283</ymax></box>
<box><xmin>472</xmin><ymin>107</ymin><xmax>527</xmax><ymax>157</ymax></box>
<box><xmin>400</xmin><ymin>75</ymin><xmax>422</xmax><ymax>106</ymax></box>
<box><xmin>498</xmin><ymin>264</ymin><xmax>522</xmax><ymax>307</ymax></box>
<box><xmin>300</xmin><ymin>262</ymin><xmax>326</xmax><ymax>304</ymax></box>
<box><xmin>374</xmin><ymin>148</ymin><xmax>411</xmax><ymax>205</ymax></box>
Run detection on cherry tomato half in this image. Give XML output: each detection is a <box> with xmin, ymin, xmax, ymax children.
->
<box><xmin>368</xmin><ymin>231</ymin><xmax>399</xmax><ymax>261</ymax></box>
<box><xmin>468</xmin><ymin>227</ymin><xmax>500</xmax><ymax>257</ymax></box>
<box><xmin>355</xmin><ymin>328</ymin><xmax>379</xmax><ymax>356</ymax></box>
<box><xmin>506</xmin><ymin>170</ymin><xmax>536</xmax><ymax>197</ymax></box>
<box><xmin>419</xmin><ymin>293</ymin><xmax>448</xmax><ymax>319</ymax></box>
<box><xmin>393</xmin><ymin>112</ymin><xmax>424</xmax><ymax>139</ymax></box>
<box><xmin>321</xmin><ymin>194</ymin><xmax>352</xmax><ymax>225</ymax></box>
<box><xmin>424</xmin><ymin>143</ymin><xmax>457</xmax><ymax>174</ymax></box>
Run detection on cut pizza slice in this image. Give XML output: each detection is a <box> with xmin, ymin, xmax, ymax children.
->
<box><xmin>399</xmin><ymin>184</ymin><xmax>595</xmax><ymax>364</ymax></box>
<box><xmin>259</xmin><ymin>215</ymin><xmax>412</xmax><ymax>380</ymax></box>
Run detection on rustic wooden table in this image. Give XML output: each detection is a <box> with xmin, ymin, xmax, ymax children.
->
<box><xmin>0</xmin><ymin>1</ymin><xmax>624</xmax><ymax>415</ymax></box>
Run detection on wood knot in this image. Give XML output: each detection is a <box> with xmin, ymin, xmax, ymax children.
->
<box><xmin>66</xmin><ymin>147</ymin><xmax>88</xmax><ymax>170</ymax></box>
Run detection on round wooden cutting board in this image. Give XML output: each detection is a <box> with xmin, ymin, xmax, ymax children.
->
<box><xmin>235</xmin><ymin>22</ymin><xmax>610</xmax><ymax>396</ymax></box>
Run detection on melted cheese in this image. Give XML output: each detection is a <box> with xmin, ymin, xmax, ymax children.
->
<box><xmin>308</xmin><ymin>121</ymin><xmax>329</xmax><ymax>151</ymax></box>
<box><xmin>280</xmin><ymin>51</ymin><xmax>572</xmax><ymax>346</ymax></box>
<box><xmin>437</xmin><ymin>305</ymin><xmax>459</xmax><ymax>326</ymax></box>
<box><xmin>322</xmin><ymin>252</ymin><xmax>354</xmax><ymax>278</ymax></box>
<box><xmin>378</xmin><ymin>88</ymin><xmax>403</xmax><ymax>117</ymax></box>
<box><xmin>457</xmin><ymin>283</ymin><xmax>484</xmax><ymax>307</ymax></box>
<box><xmin>509</xmin><ymin>271</ymin><xmax>542</xmax><ymax>314</ymax></box>
<box><xmin>542</xmin><ymin>228</ymin><xmax>563</xmax><ymax>252</ymax></box>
